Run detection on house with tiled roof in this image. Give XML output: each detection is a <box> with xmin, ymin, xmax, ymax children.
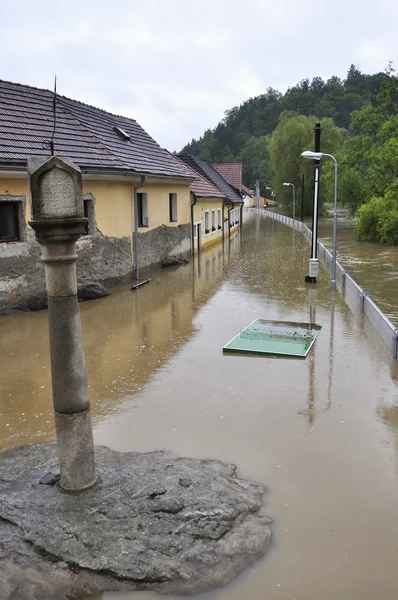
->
<box><xmin>211</xmin><ymin>163</ymin><xmax>242</xmax><ymax>189</ymax></box>
<box><xmin>178</xmin><ymin>154</ymin><xmax>244</xmax><ymax>242</ymax></box>
<box><xmin>169</xmin><ymin>152</ymin><xmax>230</xmax><ymax>251</ymax></box>
<box><xmin>0</xmin><ymin>79</ymin><xmax>194</xmax><ymax>310</ymax></box>
<box><xmin>211</xmin><ymin>162</ymin><xmax>257</xmax><ymax>208</ymax></box>
<box><xmin>240</xmin><ymin>184</ymin><xmax>255</xmax><ymax>207</ymax></box>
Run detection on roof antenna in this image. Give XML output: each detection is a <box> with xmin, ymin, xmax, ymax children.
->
<box><xmin>49</xmin><ymin>75</ymin><xmax>57</xmax><ymax>156</ymax></box>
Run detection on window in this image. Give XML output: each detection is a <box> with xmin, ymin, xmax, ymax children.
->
<box><xmin>211</xmin><ymin>209</ymin><xmax>216</xmax><ymax>232</ymax></box>
<box><xmin>137</xmin><ymin>193</ymin><xmax>148</xmax><ymax>227</ymax></box>
<box><xmin>0</xmin><ymin>202</ymin><xmax>20</xmax><ymax>242</ymax></box>
<box><xmin>217</xmin><ymin>209</ymin><xmax>222</xmax><ymax>230</ymax></box>
<box><xmin>204</xmin><ymin>210</ymin><xmax>210</xmax><ymax>234</ymax></box>
<box><xmin>113</xmin><ymin>126</ymin><xmax>131</xmax><ymax>141</ymax></box>
<box><xmin>169</xmin><ymin>193</ymin><xmax>177</xmax><ymax>222</ymax></box>
<box><xmin>83</xmin><ymin>195</ymin><xmax>96</xmax><ymax>235</ymax></box>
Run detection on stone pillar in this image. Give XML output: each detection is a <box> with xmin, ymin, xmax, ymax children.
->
<box><xmin>28</xmin><ymin>156</ymin><xmax>97</xmax><ymax>492</ymax></box>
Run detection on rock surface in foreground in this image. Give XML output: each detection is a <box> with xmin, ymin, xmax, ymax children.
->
<box><xmin>0</xmin><ymin>444</ymin><xmax>271</xmax><ymax>599</ymax></box>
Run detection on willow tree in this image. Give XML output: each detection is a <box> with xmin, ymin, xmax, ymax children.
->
<box><xmin>267</xmin><ymin>111</ymin><xmax>346</xmax><ymax>215</ymax></box>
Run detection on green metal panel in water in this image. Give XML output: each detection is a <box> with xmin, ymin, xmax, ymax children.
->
<box><xmin>223</xmin><ymin>319</ymin><xmax>321</xmax><ymax>358</ymax></box>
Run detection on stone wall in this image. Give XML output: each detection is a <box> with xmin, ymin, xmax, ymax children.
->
<box><xmin>0</xmin><ymin>225</ymin><xmax>191</xmax><ymax>313</ymax></box>
<box><xmin>136</xmin><ymin>223</ymin><xmax>191</xmax><ymax>270</ymax></box>
<box><xmin>0</xmin><ymin>231</ymin><xmax>45</xmax><ymax>311</ymax></box>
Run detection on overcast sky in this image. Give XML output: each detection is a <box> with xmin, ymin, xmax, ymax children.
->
<box><xmin>1</xmin><ymin>0</ymin><xmax>397</xmax><ymax>150</ymax></box>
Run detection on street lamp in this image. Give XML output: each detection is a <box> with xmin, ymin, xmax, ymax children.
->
<box><xmin>301</xmin><ymin>151</ymin><xmax>338</xmax><ymax>290</ymax></box>
<box><xmin>264</xmin><ymin>186</ymin><xmax>272</xmax><ymax>208</ymax></box>
<box><xmin>283</xmin><ymin>182</ymin><xmax>296</xmax><ymax>221</ymax></box>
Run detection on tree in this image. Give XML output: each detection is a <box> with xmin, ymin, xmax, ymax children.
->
<box><xmin>356</xmin><ymin>182</ymin><xmax>398</xmax><ymax>245</ymax></box>
<box><xmin>268</xmin><ymin>112</ymin><xmax>346</xmax><ymax>215</ymax></box>
<box><xmin>334</xmin><ymin>70</ymin><xmax>398</xmax><ymax>215</ymax></box>
<box><xmin>238</xmin><ymin>136</ymin><xmax>271</xmax><ymax>190</ymax></box>
<box><xmin>180</xmin><ymin>65</ymin><xmax>398</xmax><ymax>242</ymax></box>
<box><xmin>198</xmin><ymin>130</ymin><xmax>218</xmax><ymax>162</ymax></box>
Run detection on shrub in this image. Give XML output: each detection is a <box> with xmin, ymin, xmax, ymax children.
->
<box><xmin>356</xmin><ymin>185</ymin><xmax>398</xmax><ymax>245</ymax></box>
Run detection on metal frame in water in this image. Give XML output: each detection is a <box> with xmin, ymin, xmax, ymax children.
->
<box><xmin>223</xmin><ymin>318</ymin><xmax>322</xmax><ymax>358</ymax></box>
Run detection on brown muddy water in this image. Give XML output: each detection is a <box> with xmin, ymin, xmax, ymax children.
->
<box><xmin>1</xmin><ymin>212</ymin><xmax>398</xmax><ymax>600</ymax></box>
<box><xmin>317</xmin><ymin>218</ymin><xmax>398</xmax><ymax>326</ymax></box>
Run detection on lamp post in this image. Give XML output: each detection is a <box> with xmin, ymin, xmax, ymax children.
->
<box><xmin>301</xmin><ymin>151</ymin><xmax>338</xmax><ymax>290</ymax></box>
<box><xmin>282</xmin><ymin>182</ymin><xmax>295</xmax><ymax>221</ymax></box>
<box><xmin>255</xmin><ymin>180</ymin><xmax>260</xmax><ymax>209</ymax></box>
<box><xmin>264</xmin><ymin>186</ymin><xmax>270</xmax><ymax>209</ymax></box>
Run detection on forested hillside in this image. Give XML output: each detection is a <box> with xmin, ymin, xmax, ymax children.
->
<box><xmin>181</xmin><ymin>64</ymin><xmax>398</xmax><ymax>243</ymax></box>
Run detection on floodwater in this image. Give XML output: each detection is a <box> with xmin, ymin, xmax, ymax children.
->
<box><xmin>1</xmin><ymin>212</ymin><xmax>398</xmax><ymax>600</ymax></box>
<box><xmin>317</xmin><ymin>218</ymin><xmax>398</xmax><ymax>326</ymax></box>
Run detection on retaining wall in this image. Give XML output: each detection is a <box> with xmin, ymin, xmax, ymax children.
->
<box><xmin>0</xmin><ymin>225</ymin><xmax>191</xmax><ymax>313</ymax></box>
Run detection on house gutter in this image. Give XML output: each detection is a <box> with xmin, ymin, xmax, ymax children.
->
<box><xmin>132</xmin><ymin>176</ymin><xmax>147</xmax><ymax>281</ymax></box>
<box><xmin>239</xmin><ymin>201</ymin><xmax>244</xmax><ymax>233</ymax></box>
<box><xmin>222</xmin><ymin>199</ymin><xmax>228</xmax><ymax>242</ymax></box>
<box><xmin>191</xmin><ymin>193</ymin><xmax>198</xmax><ymax>256</ymax></box>
<box><xmin>0</xmin><ymin>164</ymin><xmax>193</xmax><ymax>184</ymax></box>
<box><xmin>227</xmin><ymin>204</ymin><xmax>234</xmax><ymax>239</ymax></box>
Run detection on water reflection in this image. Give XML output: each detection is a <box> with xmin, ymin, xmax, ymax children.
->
<box><xmin>2</xmin><ymin>215</ymin><xmax>398</xmax><ymax>600</ymax></box>
<box><xmin>0</xmin><ymin>233</ymin><xmax>241</xmax><ymax>449</ymax></box>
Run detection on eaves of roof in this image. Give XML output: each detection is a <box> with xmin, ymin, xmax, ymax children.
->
<box><xmin>177</xmin><ymin>155</ymin><xmax>243</xmax><ymax>205</ymax></box>
<box><xmin>167</xmin><ymin>151</ymin><xmax>226</xmax><ymax>199</ymax></box>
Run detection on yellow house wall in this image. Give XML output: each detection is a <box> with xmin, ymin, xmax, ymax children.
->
<box><xmin>0</xmin><ymin>177</ymin><xmax>191</xmax><ymax>239</ymax></box>
<box><xmin>137</xmin><ymin>182</ymin><xmax>191</xmax><ymax>232</ymax></box>
<box><xmin>0</xmin><ymin>179</ymin><xmax>31</xmax><ymax>220</ymax></box>
<box><xmin>81</xmin><ymin>180</ymin><xmax>132</xmax><ymax>238</ymax></box>
<box><xmin>83</xmin><ymin>181</ymin><xmax>191</xmax><ymax>238</ymax></box>
<box><xmin>193</xmin><ymin>198</ymin><xmax>225</xmax><ymax>250</ymax></box>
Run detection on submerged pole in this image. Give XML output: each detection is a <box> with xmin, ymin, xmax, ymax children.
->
<box><xmin>256</xmin><ymin>180</ymin><xmax>260</xmax><ymax>209</ymax></box>
<box><xmin>28</xmin><ymin>156</ymin><xmax>97</xmax><ymax>492</ymax></box>
<box><xmin>331</xmin><ymin>158</ymin><xmax>338</xmax><ymax>291</ymax></box>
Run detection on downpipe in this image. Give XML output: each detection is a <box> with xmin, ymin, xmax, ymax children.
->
<box><xmin>133</xmin><ymin>176</ymin><xmax>147</xmax><ymax>281</ymax></box>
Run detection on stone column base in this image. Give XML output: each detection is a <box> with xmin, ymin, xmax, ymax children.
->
<box><xmin>54</xmin><ymin>408</ymin><xmax>97</xmax><ymax>492</ymax></box>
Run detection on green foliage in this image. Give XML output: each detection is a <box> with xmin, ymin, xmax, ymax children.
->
<box><xmin>356</xmin><ymin>183</ymin><xmax>398</xmax><ymax>245</ymax></box>
<box><xmin>180</xmin><ymin>64</ymin><xmax>398</xmax><ymax>243</ymax></box>
<box><xmin>268</xmin><ymin>112</ymin><xmax>345</xmax><ymax>215</ymax></box>
<box><xmin>334</xmin><ymin>68</ymin><xmax>398</xmax><ymax>243</ymax></box>
<box><xmin>181</xmin><ymin>65</ymin><xmax>387</xmax><ymax>163</ymax></box>
<box><xmin>238</xmin><ymin>136</ymin><xmax>270</xmax><ymax>190</ymax></box>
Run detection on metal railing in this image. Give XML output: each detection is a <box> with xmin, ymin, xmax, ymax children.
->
<box><xmin>252</xmin><ymin>208</ymin><xmax>398</xmax><ymax>360</ymax></box>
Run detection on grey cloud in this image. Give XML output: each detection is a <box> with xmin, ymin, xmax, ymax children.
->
<box><xmin>1</xmin><ymin>0</ymin><xmax>398</xmax><ymax>149</ymax></box>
